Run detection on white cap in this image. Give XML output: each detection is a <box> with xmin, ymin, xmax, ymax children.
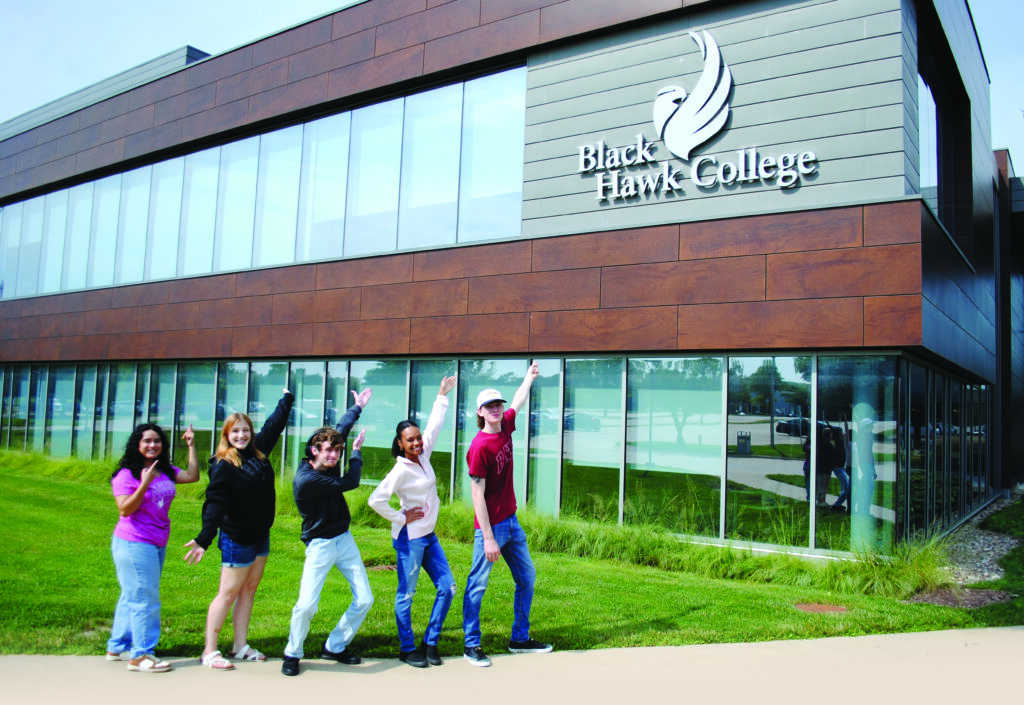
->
<box><xmin>475</xmin><ymin>388</ymin><xmax>506</xmax><ymax>409</ymax></box>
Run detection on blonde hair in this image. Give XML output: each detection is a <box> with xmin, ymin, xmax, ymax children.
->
<box><xmin>214</xmin><ymin>413</ymin><xmax>265</xmax><ymax>467</ymax></box>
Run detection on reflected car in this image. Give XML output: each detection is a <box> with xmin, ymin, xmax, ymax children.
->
<box><xmin>529</xmin><ymin>410</ymin><xmax>558</xmax><ymax>434</ymax></box>
<box><xmin>564</xmin><ymin>411</ymin><xmax>600</xmax><ymax>431</ymax></box>
<box><xmin>775</xmin><ymin>417</ymin><xmax>810</xmax><ymax>436</ymax></box>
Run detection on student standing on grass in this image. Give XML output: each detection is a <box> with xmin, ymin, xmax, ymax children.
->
<box><xmin>462</xmin><ymin>362</ymin><xmax>552</xmax><ymax>668</ymax></box>
<box><xmin>368</xmin><ymin>376</ymin><xmax>457</xmax><ymax>669</ymax></box>
<box><xmin>280</xmin><ymin>388</ymin><xmax>374</xmax><ymax>677</ymax></box>
<box><xmin>183</xmin><ymin>388</ymin><xmax>294</xmax><ymax>671</ymax></box>
<box><xmin>107</xmin><ymin>423</ymin><xmax>200</xmax><ymax>673</ymax></box>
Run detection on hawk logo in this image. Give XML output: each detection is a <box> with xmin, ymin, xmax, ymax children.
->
<box><xmin>652</xmin><ymin>30</ymin><xmax>732</xmax><ymax>162</ymax></box>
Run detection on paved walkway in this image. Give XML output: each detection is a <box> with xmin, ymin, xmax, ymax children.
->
<box><xmin>4</xmin><ymin>627</ymin><xmax>1021</xmax><ymax>704</ymax></box>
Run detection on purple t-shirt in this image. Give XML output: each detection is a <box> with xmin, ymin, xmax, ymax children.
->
<box><xmin>111</xmin><ymin>467</ymin><xmax>180</xmax><ymax>547</ymax></box>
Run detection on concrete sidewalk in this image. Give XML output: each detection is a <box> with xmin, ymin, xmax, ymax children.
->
<box><xmin>4</xmin><ymin>627</ymin><xmax>1021</xmax><ymax>704</ymax></box>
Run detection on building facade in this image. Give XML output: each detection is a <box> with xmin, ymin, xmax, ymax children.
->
<box><xmin>1</xmin><ymin>0</ymin><xmax>1021</xmax><ymax>555</ymax></box>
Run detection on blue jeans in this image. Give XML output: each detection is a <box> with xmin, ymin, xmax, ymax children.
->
<box><xmin>394</xmin><ymin>528</ymin><xmax>456</xmax><ymax>652</ymax></box>
<box><xmin>832</xmin><ymin>466</ymin><xmax>851</xmax><ymax>508</ymax></box>
<box><xmin>284</xmin><ymin>532</ymin><xmax>374</xmax><ymax>658</ymax></box>
<box><xmin>107</xmin><ymin>535</ymin><xmax>166</xmax><ymax>658</ymax></box>
<box><xmin>462</xmin><ymin>514</ymin><xmax>535</xmax><ymax>648</ymax></box>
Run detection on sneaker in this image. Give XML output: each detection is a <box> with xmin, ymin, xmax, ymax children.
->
<box><xmin>399</xmin><ymin>650</ymin><xmax>428</xmax><ymax>668</ymax></box>
<box><xmin>463</xmin><ymin>646</ymin><xmax>491</xmax><ymax>667</ymax></box>
<box><xmin>320</xmin><ymin>644</ymin><xmax>361</xmax><ymax>665</ymax></box>
<box><xmin>281</xmin><ymin>656</ymin><xmax>300</xmax><ymax>677</ymax></box>
<box><xmin>422</xmin><ymin>642</ymin><xmax>443</xmax><ymax>666</ymax></box>
<box><xmin>509</xmin><ymin>638</ymin><xmax>553</xmax><ymax>654</ymax></box>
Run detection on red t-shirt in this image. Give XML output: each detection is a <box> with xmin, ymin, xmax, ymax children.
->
<box><xmin>466</xmin><ymin>408</ymin><xmax>517</xmax><ymax>529</ymax></box>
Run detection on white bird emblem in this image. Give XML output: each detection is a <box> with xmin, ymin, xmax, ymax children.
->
<box><xmin>653</xmin><ymin>30</ymin><xmax>732</xmax><ymax>161</ymax></box>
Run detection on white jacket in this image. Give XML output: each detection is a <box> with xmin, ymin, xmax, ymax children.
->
<box><xmin>368</xmin><ymin>395</ymin><xmax>449</xmax><ymax>540</ymax></box>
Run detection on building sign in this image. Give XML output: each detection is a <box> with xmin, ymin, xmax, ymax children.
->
<box><xmin>577</xmin><ymin>30</ymin><xmax>818</xmax><ymax>201</ymax></box>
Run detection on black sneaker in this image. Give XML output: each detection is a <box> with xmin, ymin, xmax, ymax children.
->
<box><xmin>281</xmin><ymin>656</ymin><xmax>300</xmax><ymax>676</ymax></box>
<box><xmin>320</xmin><ymin>644</ymin><xmax>361</xmax><ymax>665</ymax></box>
<box><xmin>509</xmin><ymin>638</ymin><xmax>553</xmax><ymax>654</ymax></box>
<box><xmin>399</xmin><ymin>649</ymin><xmax>428</xmax><ymax>668</ymax></box>
<box><xmin>422</xmin><ymin>642</ymin><xmax>443</xmax><ymax>666</ymax></box>
<box><xmin>463</xmin><ymin>646</ymin><xmax>491</xmax><ymax>667</ymax></box>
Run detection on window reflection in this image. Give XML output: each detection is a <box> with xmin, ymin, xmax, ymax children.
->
<box><xmin>907</xmin><ymin>363</ymin><xmax>928</xmax><ymax>536</ymax></box>
<box><xmin>0</xmin><ymin>204</ymin><xmax>20</xmax><ymax>299</ymax></box>
<box><xmin>349</xmin><ymin>360</ymin><xmax>407</xmax><ymax>482</ymax></box>
<box><xmin>562</xmin><ymin>358</ymin><xmax>622</xmax><ymax>522</ymax></box>
<box><xmin>72</xmin><ymin>365</ymin><xmax>97</xmax><ymax>459</ymax></box>
<box><xmin>626</xmin><ymin>358</ymin><xmax>723</xmax><ymax>536</ymax></box>
<box><xmin>63</xmin><ymin>184</ymin><xmax>93</xmax><ymax>290</ymax></box>
<box><xmin>146</xmin><ymin>158</ymin><xmax>184</xmax><ymax>281</ymax></box>
<box><xmin>527</xmin><ymin>359</ymin><xmax>562</xmax><ymax>515</ymax></box>
<box><xmin>286</xmin><ymin>360</ymin><xmax>326</xmax><ymax>480</ymax></box>
<box><xmin>88</xmin><ymin>175</ymin><xmax>121</xmax><ymax>288</ymax></box>
<box><xmin>345</xmin><ymin>99</ymin><xmax>403</xmax><ymax>256</ymax></box>
<box><xmin>411</xmin><ymin>360</ymin><xmax>457</xmax><ymax>501</ymax></box>
<box><xmin>115</xmin><ymin>166</ymin><xmax>151</xmax><ymax>285</ymax></box>
<box><xmin>179</xmin><ymin>147</ymin><xmax>220</xmax><ymax>276</ymax></box>
<box><xmin>27</xmin><ymin>366</ymin><xmax>48</xmax><ymax>452</ymax></box>
<box><xmin>398</xmin><ymin>85</ymin><xmax>461</xmax><ymax>250</ymax></box>
<box><xmin>45</xmin><ymin>365</ymin><xmax>76</xmax><ymax>456</ymax></box>
<box><xmin>39</xmin><ymin>191</ymin><xmax>68</xmax><ymax>294</ymax></box>
<box><xmin>7</xmin><ymin>366</ymin><xmax>30</xmax><ymax>451</ymax></box>
<box><xmin>213</xmin><ymin>137</ymin><xmax>259</xmax><ymax>273</ymax></box>
<box><xmin>253</xmin><ymin>126</ymin><xmax>302</xmax><ymax>268</ymax></box>
<box><xmin>296</xmin><ymin>113</ymin><xmax>350</xmax><ymax>262</ymax></box>
<box><xmin>16</xmin><ymin>197</ymin><xmax>44</xmax><ymax>298</ymax></box>
<box><xmin>247</xmin><ymin>361</ymin><xmax>289</xmax><ymax>481</ymax></box>
<box><xmin>106</xmin><ymin>364</ymin><xmax>138</xmax><ymax>459</ymax></box>
<box><xmin>174</xmin><ymin>363</ymin><xmax>215</xmax><ymax>470</ymax></box>
<box><xmin>725</xmin><ymin>357</ymin><xmax>810</xmax><ymax>545</ymax></box>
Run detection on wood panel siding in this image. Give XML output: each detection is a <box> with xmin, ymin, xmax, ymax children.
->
<box><xmin>0</xmin><ymin>202</ymin><xmax>929</xmax><ymax>361</ymax></box>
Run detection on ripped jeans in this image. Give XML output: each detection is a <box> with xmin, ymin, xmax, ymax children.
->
<box><xmin>393</xmin><ymin>528</ymin><xmax>456</xmax><ymax>653</ymax></box>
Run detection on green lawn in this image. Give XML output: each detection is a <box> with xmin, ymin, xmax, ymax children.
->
<box><xmin>0</xmin><ymin>453</ymin><xmax>1021</xmax><ymax>658</ymax></box>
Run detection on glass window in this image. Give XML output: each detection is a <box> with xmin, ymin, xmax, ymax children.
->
<box><xmin>816</xmin><ymin>356</ymin><xmax>898</xmax><ymax>552</ymax></box>
<box><xmin>0</xmin><ymin>366</ymin><xmax>9</xmax><ymax>447</ymax></box>
<box><xmin>45</xmin><ymin>365</ymin><xmax>76</xmax><ymax>456</ymax></box>
<box><xmin>63</xmin><ymin>184</ymin><xmax>93</xmax><ymax>291</ymax></box>
<box><xmin>16</xmin><ymin>197</ymin><xmax>44</xmax><ymax>298</ymax></box>
<box><xmin>72</xmin><ymin>364</ymin><xmax>97</xmax><ymax>459</ymax></box>
<box><xmin>398</xmin><ymin>84</ymin><xmax>462</xmax><ymax>250</ymax></box>
<box><xmin>286</xmin><ymin>360</ymin><xmax>326</xmax><ymax>480</ymax></box>
<box><xmin>725</xmin><ymin>357</ymin><xmax>810</xmax><ymax>546</ymax></box>
<box><xmin>215</xmin><ymin>362</ymin><xmax>248</xmax><ymax>427</ymax></box>
<box><xmin>324</xmin><ymin>360</ymin><xmax>349</xmax><ymax>427</ymax></box>
<box><xmin>147</xmin><ymin>157</ymin><xmax>184</xmax><ymax>281</ymax></box>
<box><xmin>907</xmin><ymin>363</ymin><xmax>928</xmax><ymax>536</ymax></box>
<box><xmin>455</xmin><ymin>359</ymin><xmax>528</xmax><ymax>505</ymax></box>
<box><xmin>344</xmin><ymin>98</ymin><xmax>403</xmax><ymax>256</ymax></box>
<box><xmin>296</xmin><ymin>113</ymin><xmax>350</xmax><ymax>262</ymax></box>
<box><xmin>178</xmin><ymin>147</ymin><xmax>220</xmax><ymax>276</ymax></box>
<box><xmin>174</xmin><ymin>363</ymin><xmax>216</xmax><ymax>470</ymax></box>
<box><xmin>527</xmin><ymin>359</ymin><xmax>562</xmax><ymax>515</ymax></box>
<box><xmin>248</xmin><ymin>362</ymin><xmax>289</xmax><ymax>481</ymax></box>
<box><xmin>115</xmin><ymin>166</ymin><xmax>152</xmax><ymax>285</ymax></box>
<box><xmin>26</xmin><ymin>366</ymin><xmax>48</xmax><ymax>452</ymax></box>
<box><xmin>348</xmin><ymin>360</ymin><xmax>408</xmax><ymax>483</ymax></box>
<box><xmin>39</xmin><ymin>190</ymin><xmax>68</xmax><ymax>294</ymax></box>
<box><xmin>7</xmin><ymin>366</ymin><xmax>30</xmax><ymax>451</ymax></box>
<box><xmin>106</xmin><ymin>364</ymin><xmax>138</xmax><ymax>460</ymax></box>
<box><xmin>949</xmin><ymin>381</ymin><xmax>963</xmax><ymax>522</ymax></box>
<box><xmin>148</xmin><ymin>363</ymin><xmax>177</xmax><ymax>438</ymax></box>
<box><xmin>88</xmin><ymin>175</ymin><xmax>121</xmax><ymax>288</ymax></box>
<box><xmin>933</xmin><ymin>374</ymin><xmax>946</xmax><ymax>528</ymax></box>
<box><xmin>253</xmin><ymin>126</ymin><xmax>302</xmax><ymax>268</ymax></box>
<box><xmin>1</xmin><ymin>202</ymin><xmax>23</xmax><ymax>300</ymax></box>
<box><xmin>91</xmin><ymin>365</ymin><xmax>110</xmax><ymax>460</ymax></box>
<box><xmin>562</xmin><ymin>358</ymin><xmax>623</xmax><ymax>523</ymax></box>
<box><xmin>458</xmin><ymin>68</ymin><xmax>525</xmax><ymax>243</ymax></box>
<box><xmin>626</xmin><ymin>357</ymin><xmax>724</xmax><ymax>537</ymax></box>
<box><xmin>918</xmin><ymin>74</ymin><xmax>939</xmax><ymax>216</ymax></box>
<box><xmin>410</xmin><ymin>360</ymin><xmax>457</xmax><ymax>501</ymax></box>
<box><xmin>213</xmin><ymin>137</ymin><xmax>259</xmax><ymax>273</ymax></box>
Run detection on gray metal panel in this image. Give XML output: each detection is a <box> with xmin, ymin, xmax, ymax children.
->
<box><xmin>523</xmin><ymin>0</ymin><xmax>911</xmax><ymax>238</ymax></box>
<box><xmin>0</xmin><ymin>46</ymin><xmax>209</xmax><ymax>142</ymax></box>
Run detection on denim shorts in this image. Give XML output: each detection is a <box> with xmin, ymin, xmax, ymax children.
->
<box><xmin>218</xmin><ymin>533</ymin><xmax>270</xmax><ymax>568</ymax></box>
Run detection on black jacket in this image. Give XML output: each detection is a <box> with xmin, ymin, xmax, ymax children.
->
<box><xmin>293</xmin><ymin>403</ymin><xmax>363</xmax><ymax>544</ymax></box>
<box><xmin>194</xmin><ymin>392</ymin><xmax>294</xmax><ymax>550</ymax></box>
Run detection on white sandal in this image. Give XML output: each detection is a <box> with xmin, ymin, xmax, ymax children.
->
<box><xmin>201</xmin><ymin>650</ymin><xmax>235</xmax><ymax>670</ymax></box>
<box><xmin>127</xmin><ymin>654</ymin><xmax>172</xmax><ymax>673</ymax></box>
<box><xmin>230</xmin><ymin>644</ymin><xmax>266</xmax><ymax>662</ymax></box>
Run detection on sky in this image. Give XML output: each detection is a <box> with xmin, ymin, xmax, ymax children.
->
<box><xmin>0</xmin><ymin>0</ymin><xmax>1021</xmax><ymax>169</ymax></box>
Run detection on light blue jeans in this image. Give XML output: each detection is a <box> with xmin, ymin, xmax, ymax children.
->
<box><xmin>462</xmin><ymin>514</ymin><xmax>535</xmax><ymax>648</ymax></box>
<box><xmin>394</xmin><ymin>528</ymin><xmax>456</xmax><ymax>653</ymax></box>
<box><xmin>284</xmin><ymin>532</ymin><xmax>373</xmax><ymax>658</ymax></box>
<box><xmin>107</xmin><ymin>535</ymin><xmax>166</xmax><ymax>658</ymax></box>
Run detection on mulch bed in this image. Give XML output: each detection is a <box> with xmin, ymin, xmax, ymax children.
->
<box><xmin>905</xmin><ymin>588</ymin><xmax>1016</xmax><ymax>608</ymax></box>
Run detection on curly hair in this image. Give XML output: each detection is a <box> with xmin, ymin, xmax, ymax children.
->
<box><xmin>113</xmin><ymin>423</ymin><xmax>174</xmax><ymax>481</ymax></box>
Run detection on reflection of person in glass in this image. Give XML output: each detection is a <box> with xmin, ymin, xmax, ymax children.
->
<box><xmin>814</xmin><ymin>425</ymin><xmax>832</xmax><ymax>506</ymax></box>
<box><xmin>107</xmin><ymin>423</ymin><xmax>199</xmax><ymax>673</ymax></box>
<box><xmin>462</xmin><ymin>362</ymin><xmax>552</xmax><ymax>668</ymax></box>
<box><xmin>828</xmin><ymin>419</ymin><xmax>851</xmax><ymax>513</ymax></box>
<box><xmin>368</xmin><ymin>376</ymin><xmax>457</xmax><ymax>669</ymax></box>
<box><xmin>281</xmin><ymin>388</ymin><xmax>373</xmax><ymax>677</ymax></box>
<box><xmin>183</xmin><ymin>388</ymin><xmax>294</xmax><ymax>670</ymax></box>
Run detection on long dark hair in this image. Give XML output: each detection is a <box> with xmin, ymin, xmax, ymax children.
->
<box><xmin>113</xmin><ymin>423</ymin><xmax>174</xmax><ymax>480</ymax></box>
<box><xmin>391</xmin><ymin>420</ymin><xmax>419</xmax><ymax>458</ymax></box>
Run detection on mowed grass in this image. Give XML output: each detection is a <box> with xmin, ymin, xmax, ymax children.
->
<box><xmin>0</xmin><ymin>453</ymin><xmax>1020</xmax><ymax>659</ymax></box>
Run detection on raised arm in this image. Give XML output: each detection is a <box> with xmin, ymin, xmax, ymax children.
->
<box><xmin>510</xmin><ymin>362</ymin><xmax>539</xmax><ymax>414</ymax></box>
<box><xmin>176</xmin><ymin>424</ymin><xmax>200</xmax><ymax>484</ymax></box>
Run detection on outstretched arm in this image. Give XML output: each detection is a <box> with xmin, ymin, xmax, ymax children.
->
<box><xmin>510</xmin><ymin>362</ymin><xmax>539</xmax><ymax>414</ymax></box>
